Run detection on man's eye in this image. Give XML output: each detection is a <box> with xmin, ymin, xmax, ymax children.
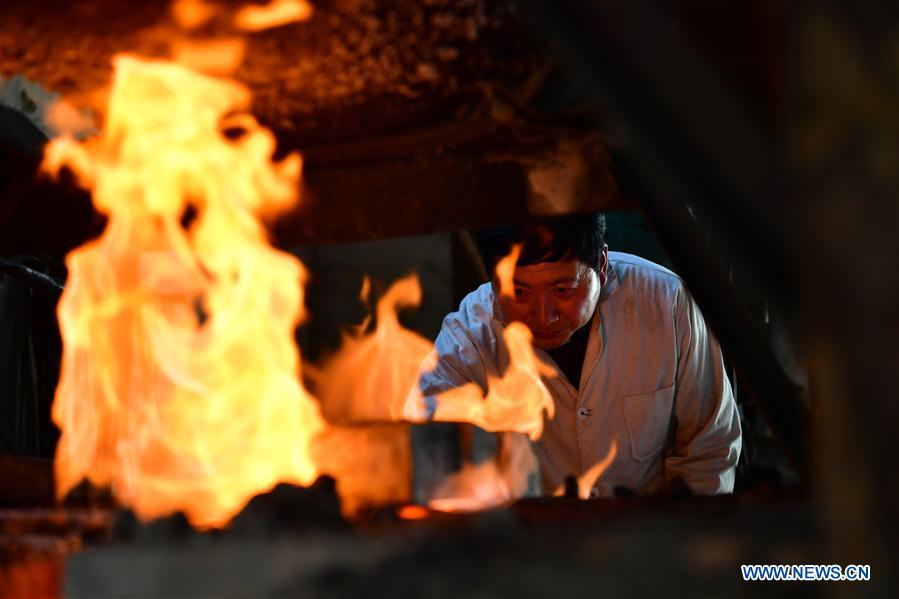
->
<box><xmin>514</xmin><ymin>288</ymin><xmax>527</xmax><ymax>299</ymax></box>
<box><xmin>554</xmin><ymin>287</ymin><xmax>574</xmax><ymax>296</ymax></box>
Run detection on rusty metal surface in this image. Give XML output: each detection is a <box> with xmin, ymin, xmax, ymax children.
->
<box><xmin>0</xmin><ymin>0</ymin><xmax>623</xmax><ymax>249</ymax></box>
<box><xmin>0</xmin><ymin>0</ymin><xmax>543</xmax><ymax>146</ymax></box>
<box><xmin>0</xmin><ymin>456</ymin><xmax>115</xmax><ymax>559</ymax></box>
<box><xmin>0</xmin><ymin>505</ymin><xmax>109</xmax><ymax>599</ymax></box>
<box><xmin>0</xmin><ymin>508</ymin><xmax>113</xmax><ymax>553</ymax></box>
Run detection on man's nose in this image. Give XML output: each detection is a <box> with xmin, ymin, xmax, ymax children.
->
<box><xmin>533</xmin><ymin>294</ymin><xmax>559</xmax><ymax>326</ymax></box>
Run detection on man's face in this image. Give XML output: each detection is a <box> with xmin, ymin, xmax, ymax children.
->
<box><xmin>496</xmin><ymin>249</ymin><xmax>607</xmax><ymax>350</ymax></box>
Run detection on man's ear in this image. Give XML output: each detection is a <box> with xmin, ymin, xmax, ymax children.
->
<box><xmin>599</xmin><ymin>245</ymin><xmax>609</xmax><ymax>287</ymax></box>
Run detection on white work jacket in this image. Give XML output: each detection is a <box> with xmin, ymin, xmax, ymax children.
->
<box><xmin>413</xmin><ymin>252</ymin><xmax>742</xmax><ymax>496</ymax></box>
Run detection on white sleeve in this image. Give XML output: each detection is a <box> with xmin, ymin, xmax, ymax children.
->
<box><xmin>404</xmin><ymin>308</ymin><xmax>493</xmax><ymax>420</ymax></box>
<box><xmin>664</xmin><ymin>287</ymin><xmax>742</xmax><ymax>494</ymax></box>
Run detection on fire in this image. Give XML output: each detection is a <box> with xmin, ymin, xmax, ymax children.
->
<box><xmin>170</xmin><ymin>38</ymin><xmax>247</xmax><ymax>75</ymax></box>
<box><xmin>396</xmin><ymin>505</ymin><xmax>429</xmax><ymax>520</ymax></box>
<box><xmin>420</xmin><ymin>323</ymin><xmax>557</xmax><ymax>441</ymax></box>
<box><xmin>495</xmin><ymin>243</ymin><xmax>522</xmax><ymax>298</ymax></box>
<box><xmin>553</xmin><ymin>440</ymin><xmax>618</xmax><ymax>499</ymax></box>
<box><xmin>319</xmin><ymin>247</ymin><xmax>556</xmax><ymax>440</ymax></box>
<box><xmin>313</xmin><ymin>244</ymin><xmax>555</xmax><ymax>512</ymax></box>
<box><xmin>317</xmin><ymin>274</ymin><xmax>433</xmax><ymax>423</ymax></box>
<box><xmin>234</xmin><ymin>0</ymin><xmax>313</xmax><ymax>31</ymax></box>
<box><xmin>43</xmin><ymin>55</ymin><xmax>324</xmax><ymax>529</ymax></box>
<box><xmin>406</xmin><ymin>243</ymin><xmax>556</xmax><ymax>441</ymax></box>
<box><xmin>402</xmin><ymin>245</ymin><xmax>557</xmax><ymax>512</ymax></box>
<box><xmin>428</xmin><ymin>461</ymin><xmax>512</xmax><ymax>512</ymax></box>
<box><xmin>37</xmin><ymin>0</ymin><xmax>569</xmax><ymax>522</ymax></box>
<box><xmin>171</xmin><ymin>0</ymin><xmax>219</xmax><ymax>29</ymax></box>
<box><xmin>428</xmin><ymin>432</ymin><xmax>538</xmax><ymax>512</ymax></box>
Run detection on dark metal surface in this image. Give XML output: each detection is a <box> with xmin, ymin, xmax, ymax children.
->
<box><xmin>0</xmin><ymin>275</ymin><xmax>63</xmax><ymax>459</ymax></box>
<box><xmin>790</xmin><ymin>0</ymin><xmax>899</xmax><ymax>586</ymax></box>
<box><xmin>62</xmin><ymin>492</ymin><xmax>833</xmax><ymax>598</ymax></box>
<box><xmin>0</xmin><ymin>258</ymin><xmax>64</xmax><ymax>293</ymax></box>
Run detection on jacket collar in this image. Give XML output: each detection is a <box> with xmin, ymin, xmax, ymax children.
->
<box><xmin>598</xmin><ymin>259</ymin><xmax>620</xmax><ymax>305</ymax></box>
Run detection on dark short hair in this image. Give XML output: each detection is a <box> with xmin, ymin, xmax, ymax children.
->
<box><xmin>472</xmin><ymin>212</ymin><xmax>607</xmax><ymax>276</ymax></box>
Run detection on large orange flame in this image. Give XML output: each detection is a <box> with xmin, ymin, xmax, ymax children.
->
<box><xmin>43</xmin><ymin>55</ymin><xmax>324</xmax><ymax>529</ymax></box>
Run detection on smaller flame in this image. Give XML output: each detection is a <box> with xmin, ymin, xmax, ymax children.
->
<box><xmin>553</xmin><ymin>440</ymin><xmax>618</xmax><ymax>499</ymax></box>
<box><xmin>425</xmin><ymin>323</ymin><xmax>556</xmax><ymax>441</ymax></box>
<box><xmin>347</xmin><ymin>275</ymin><xmax>373</xmax><ymax>336</ymax></box>
<box><xmin>45</xmin><ymin>102</ymin><xmax>96</xmax><ymax>139</ymax></box>
<box><xmin>429</xmin><ymin>432</ymin><xmax>537</xmax><ymax>512</ymax></box>
<box><xmin>495</xmin><ymin>243</ymin><xmax>522</xmax><ymax>299</ymax></box>
<box><xmin>405</xmin><ymin>244</ymin><xmax>556</xmax><ymax>441</ymax></box>
<box><xmin>171</xmin><ymin>38</ymin><xmax>246</xmax><ymax>75</ymax></box>
<box><xmin>428</xmin><ymin>462</ymin><xmax>512</xmax><ymax>512</ymax></box>
<box><xmin>396</xmin><ymin>505</ymin><xmax>429</xmax><ymax>520</ymax></box>
<box><xmin>234</xmin><ymin>0</ymin><xmax>313</xmax><ymax>31</ymax></box>
<box><xmin>403</xmin><ymin>244</ymin><xmax>556</xmax><ymax>511</ymax></box>
<box><xmin>358</xmin><ymin>275</ymin><xmax>371</xmax><ymax>304</ymax></box>
<box><xmin>317</xmin><ymin>274</ymin><xmax>433</xmax><ymax>423</ymax></box>
<box><xmin>171</xmin><ymin>0</ymin><xmax>219</xmax><ymax>29</ymax></box>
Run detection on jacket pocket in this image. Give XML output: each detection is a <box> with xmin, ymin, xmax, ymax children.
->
<box><xmin>622</xmin><ymin>384</ymin><xmax>675</xmax><ymax>462</ymax></box>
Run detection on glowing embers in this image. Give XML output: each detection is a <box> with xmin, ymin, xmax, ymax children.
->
<box><xmin>234</xmin><ymin>0</ymin><xmax>313</xmax><ymax>31</ymax></box>
<box><xmin>43</xmin><ymin>55</ymin><xmax>324</xmax><ymax>529</ymax></box>
<box><xmin>396</xmin><ymin>504</ymin><xmax>430</xmax><ymax>521</ymax></box>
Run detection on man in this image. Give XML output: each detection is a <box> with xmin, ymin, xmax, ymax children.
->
<box><xmin>414</xmin><ymin>213</ymin><xmax>741</xmax><ymax>496</ymax></box>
